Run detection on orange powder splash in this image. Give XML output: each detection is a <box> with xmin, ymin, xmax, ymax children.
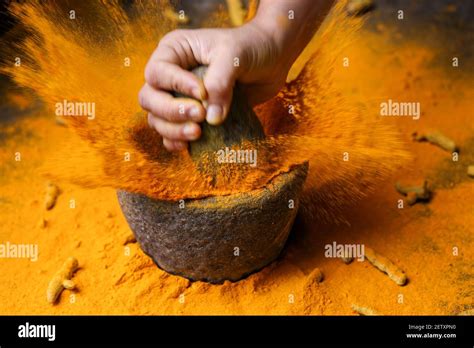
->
<box><xmin>2</xmin><ymin>0</ymin><xmax>408</xmax><ymax>220</ymax></box>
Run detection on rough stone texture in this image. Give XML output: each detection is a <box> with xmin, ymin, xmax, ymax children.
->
<box><xmin>181</xmin><ymin>66</ymin><xmax>265</xmax><ymax>161</ymax></box>
<box><xmin>117</xmin><ymin>163</ymin><xmax>308</xmax><ymax>283</ymax></box>
<box><xmin>174</xmin><ymin>66</ymin><xmax>266</xmax><ymax>185</ymax></box>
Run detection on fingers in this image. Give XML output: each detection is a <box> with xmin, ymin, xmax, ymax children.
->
<box><xmin>139</xmin><ymin>84</ymin><xmax>205</xmax><ymax>123</ymax></box>
<box><xmin>147</xmin><ymin>111</ymin><xmax>201</xmax><ymax>152</ymax></box>
<box><xmin>145</xmin><ymin>61</ymin><xmax>206</xmax><ymax>101</ymax></box>
<box><xmin>203</xmin><ymin>53</ymin><xmax>240</xmax><ymax>125</ymax></box>
<box><xmin>162</xmin><ymin>138</ymin><xmax>188</xmax><ymax>152</ymax></box>
<box><xmin>148</xmin><ymin>113</ymin><xmax>201</xmax><ymax>142</ymax></box>
<box><xmin>145</xmin><ymin>29</ymin><xmax>240</xmax><ymax>127</ymax></box>
<box><xmin>145</xmin><ymin>31</ymin><xmax>206</xmax><ymax>100</ymax></box>
<box><xmin>141</xmin><ymin>28</ymin><xmax>245</xmax><ymax>152</ymax></box>
<box><xmin>140</xmin><ymin>83</ymin><xmax>204</xmax><ymax>151</ymax></box>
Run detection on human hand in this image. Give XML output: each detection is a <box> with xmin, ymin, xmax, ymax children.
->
<box><xmin>139</xmin><ymin>0</ymin><xmax>333</xmax><ymax>151</ymax></box>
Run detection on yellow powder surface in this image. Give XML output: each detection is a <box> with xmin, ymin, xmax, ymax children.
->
<box><xmin>0</xmin><ymin>2</ymin><xmax>473</xmax><ymax>314</ymax></box>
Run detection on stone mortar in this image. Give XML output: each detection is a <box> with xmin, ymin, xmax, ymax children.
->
<box><xmin>117</xmin><ymin>163</ymin><xmax>308</xmax><ymax>283</ymax></box>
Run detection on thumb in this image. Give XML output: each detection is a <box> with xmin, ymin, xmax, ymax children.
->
<box><xmin>203</xmin><ymin>53</ymin><xmax>240</xmax><ymax>125</ymax></box>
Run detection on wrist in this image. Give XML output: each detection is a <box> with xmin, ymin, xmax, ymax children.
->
<box><xmin>246</xmin><ymin>6</ymin><xmax>308</xmax><ymax>74</ymax></box>
<box><xmin>246</xmin><ymin>0</ymin><xmax>335</xmax><ymax>73</ymax></box>
<box><xmin>242</xmin><ymin>16</ymin><xmax>293</xmax><ymax>73</ymax></box>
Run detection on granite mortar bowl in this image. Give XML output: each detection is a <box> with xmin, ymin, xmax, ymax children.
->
<box><xmin>117</xmin><ymin>163</ymin><xmax>308</xmax><ymax>283</ymax></box>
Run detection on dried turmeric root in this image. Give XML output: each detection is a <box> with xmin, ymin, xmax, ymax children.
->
<box><xmin>346</xmin><ymin>0</ymin><xmax>375</xmax><ymax>16</ymax></box>
<box><xmin>226</xmin><ymin>0</ymin><xmax>246</xmax><ymax>26</ymax></box>
<box><xmin>47</xmin><ymin>257</ymin><xmax>79</xmax><ymax>304</ymax></box>
<box><xmin>395</xmin><ymin>180</ymin><xmax>431</xmax><ymax>205</ymax></box>
<box><xmin>412</xmin><ymin>130</ymin><xmax>458</xmax><ymax>153</ymax></box>
<box><xmin>44</xmin><ymin>182</ymin><xmax>60</xmax><ymax>210</ymax></box>
<box><xmin>467</xmin><ymin>165</ymin><xmax>474</xmax><ymax>178</ymax></box>
<box><xmin>305</xmin><ymin>267</ymin><xmax>324</xmax><ymax>286</ymax></box>
<box><xmin>458</xmin><ymin>309</ymin><xmax>474</xmax><ymax>316</ymax></box>
<box><xmin>364</xmin><ymin>247</ymin><xmax>407</xmax><ymax>286</ymax></box>
<box><xmin>351</xmin><ymin>304</ymin><xmax>379</xmax><ymax>316</ymax></box>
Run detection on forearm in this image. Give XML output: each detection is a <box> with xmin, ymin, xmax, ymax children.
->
<box><xmin>251</xmin><ymin>0</ymin><xmax>334</xmax><ymax>68</ymax></box>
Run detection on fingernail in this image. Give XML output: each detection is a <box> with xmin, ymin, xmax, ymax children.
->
<box><xmin>192</xmin><ymin>86</ymin><xmax>206</xmax><ymax>101</ymax></box>
<box><xmin>206</xmin><ymin>105</ymin><xmax>223</xmax><ymax>125</ymax></box>
<box><xmin>183</xmin><ymin>123</ymin><xmax>200</xmax><ymax>140</ymax></box>
<box><xmin>188</xmin><ymin>106</ymin><xmax>202</xmax><ymax>122</ymax></box>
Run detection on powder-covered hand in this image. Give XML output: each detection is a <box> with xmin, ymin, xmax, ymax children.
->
<box><xmin>139</xmin><ymin>0</ymin><xmax>334</xmax><ymax>151</ymax></box>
